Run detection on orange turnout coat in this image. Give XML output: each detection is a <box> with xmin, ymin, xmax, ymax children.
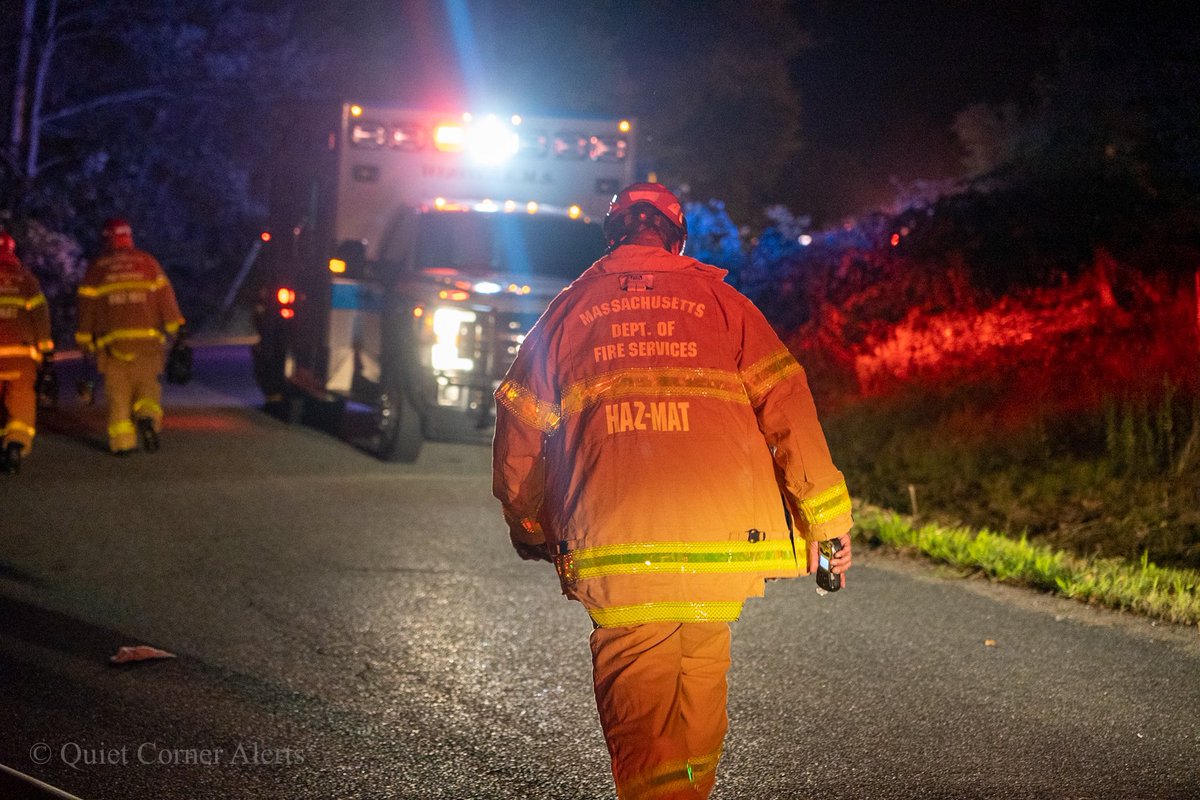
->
<box><xmin>0</xmin><ymin>253</ymin><xmax>53</xmax><ymax>365</ymax></box>
<box><xmin>0</xmin><ymin>253</ymin><xmax>53</xmax><ymax>450</ymax></box>
<box><xmin>75</xmin><ymin>246</ymin><xmax>184</xmax><ymax>361</ymax></box>
<box><xmin>493</xmin><ymin>243</ymin><xmax>852</xmax><ymax>627</ymax></box>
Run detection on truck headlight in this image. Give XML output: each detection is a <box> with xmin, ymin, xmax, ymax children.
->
<box><xmin>431</xmin><ymin>307</ymin><xmax>477</xmax><ymax>372</ymax></box>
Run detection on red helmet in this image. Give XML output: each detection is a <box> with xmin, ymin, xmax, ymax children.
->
<box><xmin>603</xmin><ymin>182</ymin><xmax>688</xmax><ymax>254</ymax></box>
<box><xmin>102</xmin><ymin>217</ymin><xmax>134</xmax><ymax>248</ymax></box>
<box><xmin>0</xmin><ymin>232</ymin><xmax>15</xmax><ymax>256</ymax></box>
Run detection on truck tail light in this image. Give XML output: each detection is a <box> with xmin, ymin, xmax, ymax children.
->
<box><xmin>277</xmin><ymin>287</ymin><xmax>296</xmax><ymax>319</ymax></box>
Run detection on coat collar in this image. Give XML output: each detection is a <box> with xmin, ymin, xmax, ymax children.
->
<box><xmin>582</xmin><ymin>244</ymin><xmax>728</xmax><ymax>280</ymax></box>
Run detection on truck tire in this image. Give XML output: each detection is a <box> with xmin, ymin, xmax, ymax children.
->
<box><xmin>282</xmin><ymin>392</ymin><xmax>307</xmax><ymax>424</ymax></box>
<box><xmin>376</xmin><ymin>378</ymin><xmax>423</xmax><ymax>462</ymax></box>
<box><xmin>261</xmin><ymin>389</ymin><xmax>306</xmax><ymax>424</ymax></box>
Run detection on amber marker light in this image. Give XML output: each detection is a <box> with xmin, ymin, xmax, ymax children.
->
<box><xmin>433</xmin><ymin>123</ymin><xmax>466</xmax><ymax>152</ymax></box>
<box><xmin>350</xmin><ymin>105</ymin><xmax>363</xmax><ymax>117</ymax></box>
<box><xmin>276</xmin><ymin>288</ymin><xmax>295</xmax><ymax>305</ymax></box>
<box><xmin>568</xmin><ymin>205</ymin><xmax>582</xmax><ymax>220</ymax></box>
<box><xmin>526</xmin><ymin>201</ymin><xmax>539</xmax><ymax>214</ymax></box>
<box><xmin>328</xmin><ymin>258</ymin><xmax>347</xmax><ymax>274</ymax></box>
<box><xmin>619</xmin><ymin>119</ymin><xmax>631</xmax><ymax>133</ymax></box>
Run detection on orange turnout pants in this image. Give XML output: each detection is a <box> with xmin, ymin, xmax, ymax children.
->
<box><xmin>102</xmin><ymin>355</ymin><xmax>163</xmax><ymax>452</ymax></box>
<box><xmin>590</xmin><ymin>622</ymin><xmax>731</xmax><ymax>800</ymax></box>
<box><xmin>0</xmin><ymin>357</ymin><xmax>38</xmax><ymax>452</ymax></box>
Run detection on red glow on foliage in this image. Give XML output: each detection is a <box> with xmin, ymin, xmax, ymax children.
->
<box><xmin>789</xmin><ymin>252</ymin><xmax>1199</xmax><ymax>427</ymax></box>
<box><xmin>855</xmin><ymin>268</ymin><xmax>1195</xmax><ymax>416</ymax></box>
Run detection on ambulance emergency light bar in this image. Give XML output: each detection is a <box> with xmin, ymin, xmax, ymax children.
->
<box><xmin>430</xmin><ymin>196</ymin><xmax>583</xmax><ymax>219</ymax></box>
<box><xmin>347</xmin><ymin>105</ymin><xmax>630</xmax><ymax>165</ymax></box>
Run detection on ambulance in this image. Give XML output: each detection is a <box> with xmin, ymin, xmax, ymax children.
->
<box><xmin>252</xmin><ymin>103</ymin><xmax>636</xmax><ymax>461</ymax></box>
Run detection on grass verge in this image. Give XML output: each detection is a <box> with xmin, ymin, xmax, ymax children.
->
<box><xmin>855</xmin><ymin>504</ymin><xmax>1200</xmax><ymax>629</ymax></box>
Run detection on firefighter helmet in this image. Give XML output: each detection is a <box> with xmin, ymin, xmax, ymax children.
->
<box><xmin>102</xmin><ymin>217</ymin><xmax>135</xmax><ymax>249</ymax></box>
<box><xmin>603</xmin><ymin>182</ymin><xmax>687</xmax><ymax>255</ymax></box>
<box><xmin>0</xmin><ymin>232</ymin><xmax>15</xmax><ymax>256</ymax></box>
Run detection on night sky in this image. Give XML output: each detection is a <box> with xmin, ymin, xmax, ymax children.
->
<box><xmin>792</xmin><ymin>1</ymin><xmax>1050</xmax><ymax>217</ymax></box>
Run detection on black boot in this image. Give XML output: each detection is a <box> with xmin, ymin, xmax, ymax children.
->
<box><xmin>137</xmin><ymin>418</ymin><xmax>160</xmax><ymax>453</ymax></box>
<box><xmin>2</xmin><ymin>442</ymin><xmax>22</xmax><ymax>475</ymax></box>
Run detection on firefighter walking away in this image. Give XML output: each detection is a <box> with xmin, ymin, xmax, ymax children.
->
<box><xmin>493</xmin><ymin>183</ymin><xmax>854</xmax><ymax>799</ymax></box>
<box><xmin>0</xmin><ymin>231</ymin><xmax>55</xmax><ymax>474</ymax></box>
<box><xmin>76</xmin><ymin>218</ymin><xmax>186</xmax><ymax>455</ymax></box>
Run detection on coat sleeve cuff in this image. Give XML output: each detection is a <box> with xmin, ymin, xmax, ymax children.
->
<box><xmin>792</xmin><ymin>477</ymin><xmax>853</xmax><ymax>541</ymax></box>
<box><xmin>508</xmin><ymin>516</ymin><xmax>545</xmax><ymax>547</ymax></box>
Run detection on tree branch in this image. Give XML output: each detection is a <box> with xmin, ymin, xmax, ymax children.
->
<box><xmin>40</xmin><ymin>88</ymin><xmax>173</xmax><ymax>125</ymax></box>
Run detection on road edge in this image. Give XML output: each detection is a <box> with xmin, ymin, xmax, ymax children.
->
<box><xmin>0</xmin><ymin>763</ymin><xmax>87</xmax><ymax>800</ymax></box>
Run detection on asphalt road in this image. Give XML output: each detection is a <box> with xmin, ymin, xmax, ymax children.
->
<box><xmin>1</xmin><ymin>345</ymin><xmax>1197</xmax><ymax>799</ymax></box>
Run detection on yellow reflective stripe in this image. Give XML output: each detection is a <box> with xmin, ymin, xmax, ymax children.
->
<box><xmin>688</xmin><ymin>746</ymin><xmax>722</xmax><ymax>780</ymax></box>
<box><xmin>132</xmin><ymin>398</ymin><xmax>163</xmax><ymax>416</ymax></box>
<box><xmin>108</xmin><ymin>420</ymin><xmax>136</xmax><ymax>437</ymax></box>
<box><xmin>588</xmin><ymin>601</ymin><xmax>744</xmax><ymax>627</ymax></box>
<box><xmin>0</xmin><ymin>296</ymin><xmax>29</xmax><ymax>307</ymax></box>
<box><xmin>741</xmin><ymin>348</ymin><xmax>803</xmax><ymax>404</ymax></box>
<box><xmin>95</xmin><ymin>328</ymin><xmax>166</xmax><ymax>347</ymax></box>
<box><xmin>0</xmin><ymin>344</ymin><xmax>38</xmax><ymax>359</ymax></box>
<box><xmin>3</xmin><ymin>420</ymin><xmax>36</xmax><ymax>438</ymax></box>
<box><xmin>798</xmin><ymin>478</ymin><xmax>853</xmax><ymax>527</ymax></box>
<box><xmin>77</xmin><ymin>277</ymin><xmax>166</xmax><ymax>298</ymax></box>
<box><xmin>496</xmin><ymin>378</ymin><xmax>562</xmax><ymax>433</ymax></box>
<box><xmin>26</xmin><ymin>293</ymin><xmax>47</xmax><ymax>311</ymax></box>
<box><xmin>563</xmin><ymin>540</ymin><xmax>796</xmax><ymax>582</ymax></box>
<box><xmin>561</xmin><ymin>367</ymin><xmax>748</xmax><ymax>417</ymax></box>
<box><xmin>620</xmin><ymin>761</ymin><xmax>694</xmax><ymax>800</ymax></box>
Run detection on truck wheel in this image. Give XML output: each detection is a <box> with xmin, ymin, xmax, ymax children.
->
<box><xmin>376</xmin><ymin>380</ymin><xmax>423</xmax><ymax>462</ymax></box>
<box><xmin>281</xmin><ymin>392</ymin><xmax>307</xmax><ymax>424</ymax></box>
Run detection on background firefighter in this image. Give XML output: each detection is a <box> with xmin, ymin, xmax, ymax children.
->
<box><xmin>493</xmin><ymin>183</ymin><xmax>853</xmax><ymax>799</ymax></box>
<box><xmin>75</xmin><ymin>218</ymin><xmax>185</xmax><ymax>455</ymax></box>
<box><xmin>0</xmin><ymin>231</ymin><xmax>55</xmax><ymax>475</ymax></box>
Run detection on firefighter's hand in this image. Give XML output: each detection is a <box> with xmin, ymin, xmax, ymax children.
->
<box><xmin>514</xmin><ymin>541</ymin><xmax>551</xmax><ymax>562</ymax></box>
<box><xmin>805</xmin><ymin>533</ymin><xmax>853</xmax><ymax>586</ymax></box>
